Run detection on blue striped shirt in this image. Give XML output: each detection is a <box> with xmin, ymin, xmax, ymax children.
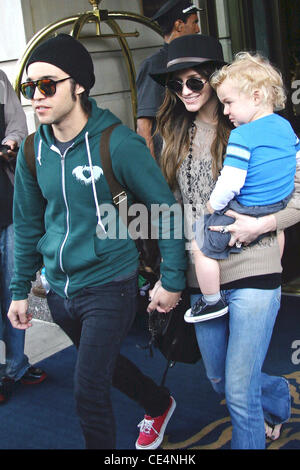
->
<box><xmin>224</xmin><ymin>113</ymin><xmax>298</xmax><ymax>206</ymax></box>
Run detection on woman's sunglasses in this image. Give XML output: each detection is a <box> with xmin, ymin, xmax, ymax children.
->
<box><xmin>166</xmin><ymin>77</ymin><xmax>207</xmax><ymax>95</ymax></box>
<box><xmin>20</xmin><ymin>77</ymin><xmax>72</xmax><ymax>100</ymax></box>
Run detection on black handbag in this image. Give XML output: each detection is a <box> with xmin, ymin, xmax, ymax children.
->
<box><xmin>147</xmin><ymin>290</ymin><xmax>201</xmax><ymax>358</ymax></box>
<box><xmin>143</xmin><ymin>289</ymin><xmax>201</xmax><ymax>384</ymax></box>
<box><xmin>156</xmin><ymin>293</ymin><xmax>200</xmax><ymax>364</ymax></box>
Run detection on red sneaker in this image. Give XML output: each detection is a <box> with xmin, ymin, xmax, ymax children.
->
<box><xmin>135</xmin><ymin>396</ymin><xmax>176</xmax><ymax>449</ymax></box>
<box><xmin>20</xmin><ymin>367</ymin><xmax>47</xmax><ymax>385</ymax></box>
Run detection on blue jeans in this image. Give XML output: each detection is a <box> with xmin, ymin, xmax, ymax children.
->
<box><xmin>192</xmin><ymin>287</ymin><xmax>291</xmax><ymax>449</ymax></box>
<box><xmin>0</xmin><ymin>224</ymin><xmax>29</xmax><ymax>381</ymax></box>
<box><xmin>46</xmin><ymin>273</ymin><xmax>138</xmax><ymax>449</ymax></box>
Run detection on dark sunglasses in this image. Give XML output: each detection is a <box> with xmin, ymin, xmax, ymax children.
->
<box><xmin>166</xmin><ymin>77</ymin><xmax>207</xmax><ymax>94</ymax></box>
<box><xmin>20</xmin><ymin>77</ymin><xmax>72</xmax><ymax>99</ymax></box>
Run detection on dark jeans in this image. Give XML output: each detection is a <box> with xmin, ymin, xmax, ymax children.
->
<box><xmin>47</xmin><ymin>274</ymin><xmax>169</xmax><ymax>449</ymax></box>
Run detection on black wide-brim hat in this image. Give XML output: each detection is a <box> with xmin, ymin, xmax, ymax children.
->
<box><xmin>150</xmin><ymin>34</ymin><xmax>226</xmax><ymax>86</ymax></box>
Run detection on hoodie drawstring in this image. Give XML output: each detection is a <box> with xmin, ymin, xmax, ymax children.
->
<box><xmin>84</xmin><ymin>131</ymin><xmax>106</xmax><ymax>234</ymax></box>
<box><xmin>37</xmin><ymin>139</ymin><xmax>43</xmax><ymax>166</ymax></box>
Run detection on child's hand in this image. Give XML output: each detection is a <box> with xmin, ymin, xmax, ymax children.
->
<box><xmin>206</xmin><ymin>201</ymin><xmax>214</xmax><ymax>214</ymax></box>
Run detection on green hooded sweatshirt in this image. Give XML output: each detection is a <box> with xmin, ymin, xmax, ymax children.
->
<box><xmin>11</xmin><ymin>99</ymin><xmax>186</xmax><ymax>299</ymax></box>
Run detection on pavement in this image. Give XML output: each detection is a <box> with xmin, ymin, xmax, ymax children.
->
<box><xmin>24</xmin><ymin>280</ymin><xmax>72</xmax><ymax>364</ymax></box>
<box><xmin>24</xmin><ymin>319</ymin><xmax>72</xmax><ymax>365</ymax></box>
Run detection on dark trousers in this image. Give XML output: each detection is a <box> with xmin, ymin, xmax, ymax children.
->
<box><xmin>46</xmin><ymin>274</ymin><xmax>169</xmax><ymax>449</ymax></box>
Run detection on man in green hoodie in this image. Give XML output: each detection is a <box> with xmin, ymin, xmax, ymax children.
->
<box><xmin>7</xmin><ymin>34</ymin><xmax>186</xmax><ymax>449</ymax></box>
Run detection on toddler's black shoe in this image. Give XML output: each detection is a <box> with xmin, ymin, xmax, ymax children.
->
<box><xmin>184</xmin><ymin>297</ymin><xmax>228</xmax><ymax>323</ymax></box>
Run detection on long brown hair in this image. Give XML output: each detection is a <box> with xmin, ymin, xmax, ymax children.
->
<box><xmin>157</xmin><ymin>63</ymin><xmax>232</xmax><ymax>189</ymax></box>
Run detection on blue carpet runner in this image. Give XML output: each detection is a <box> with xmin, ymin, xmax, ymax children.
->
<box><xmin>0</xmin><ymin>295</ymin><xmax>299</xmax><ymax>450</ymax></box>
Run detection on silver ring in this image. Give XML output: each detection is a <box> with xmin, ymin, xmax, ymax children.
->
<box><xmin>220</xmin><ymin>226</ymin><xmax>229</xmax><ymax>234</ymax></box>
<box><xmin>235</xmin><ymin>241</ymin><xmax>242</xmax><ymax>248</ymax></box>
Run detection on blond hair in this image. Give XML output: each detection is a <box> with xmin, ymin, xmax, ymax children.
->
<box><xmin>210</xmin><ymin>52</ymin><xmax>286</xmax><ymax>111</ymax></box>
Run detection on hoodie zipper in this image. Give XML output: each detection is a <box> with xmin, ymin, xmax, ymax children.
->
<box><xmin>51</xmin><ymin>144</ymin><xmax>72</xmax><ymax>298</ymax></box>
<box><xmin>60</xmin><ymin>150</ymin><xmax>70</xmax><ymax>298</ymax></box>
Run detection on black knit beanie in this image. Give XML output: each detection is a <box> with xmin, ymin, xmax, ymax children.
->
<box><xmin>26</xmin><ymin>34</ymin><xmax>95</xmax><ymax>93</ymax></box>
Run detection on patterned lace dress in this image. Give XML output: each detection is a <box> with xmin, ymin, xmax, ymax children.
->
<box><xmin>176</xmin><ymin>117</ymin><xmax>217</xmax><ymax>285</ymax></box>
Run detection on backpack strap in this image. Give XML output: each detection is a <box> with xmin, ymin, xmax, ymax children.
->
<box><xmin>100</xmin><ymin>123</ymin><xmax>133</xmax><ymax>230</ymax></box>
<box><xmin>23</xmin><ymin>132</ymin><xmax>37</xmax><ymax>178</ymax></box>
<box><xmin>99</xmin><ymin>123</ymin><xmax>127</xmax><ymax>208</ymax></box>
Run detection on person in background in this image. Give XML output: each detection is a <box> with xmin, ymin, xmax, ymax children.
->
<box><xmin>136</xmin><ymin>0</ymin><xmax>200</xmax><ymax>160</ymax></box>
<box><xmin>0</xmin><ymin>69</ymin><xmax>47</xmax><ymax>404</ymax></box>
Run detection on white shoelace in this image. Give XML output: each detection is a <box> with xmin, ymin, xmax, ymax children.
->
<box><xmin>138</xmin><ymin>418</ymin><xmax>158</xmax><ymax>435</ymax></box>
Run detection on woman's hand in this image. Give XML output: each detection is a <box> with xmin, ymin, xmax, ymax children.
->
<box><xmin>209</xmin><ymin>209</ymin><xmax>277</xmax><ymax>247</ymax></box>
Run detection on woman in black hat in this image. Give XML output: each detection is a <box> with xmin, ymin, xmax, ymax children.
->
<box><xmin>151</xmin><ymin>34</ymin><xmax>295</xmax><ymax>449</ymax></box>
